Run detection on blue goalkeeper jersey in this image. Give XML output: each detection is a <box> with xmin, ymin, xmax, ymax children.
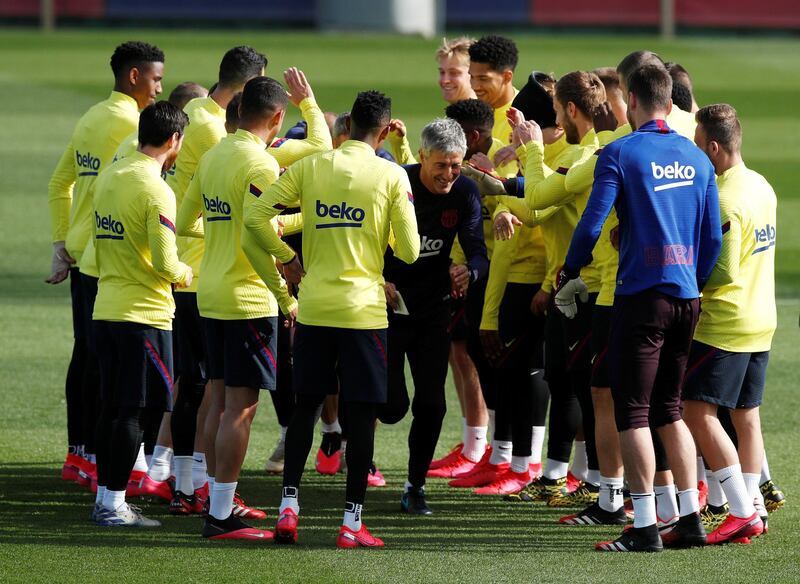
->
<box><xmin>564</xmin><ymin>119</ymin><xmax>721</xmax><ymax>299</ymax></box>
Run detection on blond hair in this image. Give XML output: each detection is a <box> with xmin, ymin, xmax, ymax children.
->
<box><xmin>436</xmin><ymin>37</ymin><xmax>475</xmax><ymax>65</ymax></box>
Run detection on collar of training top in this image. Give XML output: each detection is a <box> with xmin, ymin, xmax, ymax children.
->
<box><xmin>638</xmin><ymin>119</ymin><xmax>674</xmax><ymax>134</ymax></box>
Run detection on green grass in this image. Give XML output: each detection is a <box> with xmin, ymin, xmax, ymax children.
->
<box><xmin>1</xmin><ymin>28</ymin><xmax>799</xmax><ymax>583</ymax></box>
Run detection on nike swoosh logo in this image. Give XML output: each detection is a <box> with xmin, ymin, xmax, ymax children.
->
<box><xmin>719</xmin><ymin>476</ymin><xmax>731</xmax><ymax>484</ymax></box>
<box><xmin>569</xmin><ymin>342</ymin><xmax>579</xmax><ymax>351</ymax></box>
<box><xmin>504</xmin><ymin>340</ymin><xmax>515</xmax><ymax>348</ymax></box>
<box><xmin>243</xmin><ymin>532</ymin><xmax>266</xmax><ymax>538</ymax></box>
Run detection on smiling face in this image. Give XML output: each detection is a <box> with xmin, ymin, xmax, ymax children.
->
<box><xmin>438</xmin><ymin>55</ymin><xmax>474</xmax><ymax>104</ymax></box>
<box><xmin>469</xmin><ymin>62</ymin><xmax>510</xmax><ymax>109</ymax></box>
<box><xmin>131</xmin><ymin>61</ymin><xmax>164</xmax><ymax>109</ymax></box>
<box><xmin>419</xmin><ymin>149</ymin><xmax>464</xmax><ymax>195</ymax></box>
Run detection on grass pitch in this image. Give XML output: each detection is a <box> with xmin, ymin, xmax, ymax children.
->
<box><xmin>0</xmin><ymin>28</ymin><xmax>798</xmax><ymax>583</ymax></box>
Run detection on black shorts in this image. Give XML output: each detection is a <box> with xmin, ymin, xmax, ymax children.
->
<box><xmin>292</xmin><ymin>323</ymin><xmax>388</xmax><ymax>404</ymax></box>
<box><xmin>204</xmin><ymin>317</ymin><xmax>278</xmax><ymax>390</ymax></box>
<box><xmin>93</xmin><ymin>320</ymin><xmax>174</xmax><ymax>411</ymax></box>
<box><xmin>497</xmin><ymin>283</ymin><xmax>545</xmax><ymax>370</ymax></box>
<box><xmin>174</xmin><ymin>292</ymin><xmax>208</xmax><ymax>383</ymax></box>
<box><xmin>591</xmin><ymin>305</ymin><xmax>613</xmax><ymax>388</ymax></box>
<box><xmin>448</xmin><ymin>296</ymin><xmax>468</xmax><ymax>342</ymax></box>
<box><xmin>609</xmin><ymin>290</ymin><xmax>699</xmax><ymax>431</ymax></box>
<box><xmin>682</xmin><ymin>341</ymin><xmax>769</xmax><ymax>409</ymax></box>
<box><xmin>561</xmin><ymin>292</ymin><xmax>596</xmax><ymax>374</ymax></box>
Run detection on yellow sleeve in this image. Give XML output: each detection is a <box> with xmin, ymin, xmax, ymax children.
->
<box><xmin>450</xmin><ymin>237</ymin><xmax>466</xmax><ymax>265</ymax></box>
<box><xmin>564</xmin><ymin>150</ymin><xmax>599</xmax><ymax>195</ymax></box>
<box><xmin>270</xmin><ymin>98</ymin><xmax>332</xmax><ymax>168</ymax></box>
<box><xmin>480</xmin><ymin>234</ymin><xmax>514</xmax><ymax>331</ymax></box>
<box><xmin>704</xmin><ymin>208</ymin><xmax>741</xmax><ymax>291</ymax></box>
<box><xmin>387</xmin><ymin>170</ymin><xmax>420</xmax><ymax>264</ymax></box>
<box><xmin>279</xmin><ymin>212</ymin><xmax>303</xmax><ymax>236</ymax></box>
<box><xmin>176</xmin><ymin>174</ymin><xmax>205</xmax><ymax>239</ymax></box>
<box><xmin>385</xmin><ymin>132</ymin><xmax>417</xmax><ymax>165</ymax></box>
<box><xmin>48</xmin><ymin>140</ymin><xmax>76</xmax><ymax>242</ymax></box>
<box><xmin>243</xmin><ymin>164</ymin><xmax>302</xmax><ymax>264</ymax></box>
<box><xmin>495</xmin><ymin>196</ymin><xmax>561</xmax><ymax>228</ymax></box>
<box><xmin>147</xmin><ymin>189</ymin><xmax>192</xmax><ymax>285</ymax></box>
<box><xmin>521</xmin><ymin>140</ymin><xmax>574</xmax><ymax>210</ymax></box>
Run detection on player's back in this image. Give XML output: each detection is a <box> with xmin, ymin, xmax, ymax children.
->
<box><xmin>294</xmin><ymin>140</ymin><xmax>418</xmax><ymax>329</ymax></box>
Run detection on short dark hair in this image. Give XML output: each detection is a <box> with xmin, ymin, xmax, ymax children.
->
<box><xmin>616</xmin><ymin>50</ymin><xmax>664</xmax><ymax>88</ymax></box>
<box><xmin>671</xmin><ymin>81</ymin><xmax>693</xmax><ymax>113</ymax></box>
<box><xmin>665</xmin><ymin>62</ymin><xmax>694</xmax><ymax>92</ymax></box>
<box><xmin>555</xmin><ymin>71</ymin><xmax>606</xmax><ymax>118</ymax></box>
<box><xmin>110</xmin><ymin>41</ymin><xmax>164</xmax><ymax>79</ymax></box>
<box><xmin>468</xmin><ymin>35</ymin><xmax>518</xmax><ymax>72</ymax></box>
<box><xmin>138</xmin><ymin>101</ymin><xmax>188</xmax><ymax>147</ymax></box>
<box><xmin>350</xmin><ymin>91</ymin><xmax>391</xmax><ymax>133</ymax></box>
<box><xmin>239</xmin><ymin>77</ymin><xmax>288</xmax><ymax>121</ymax></box>
<box><xmin>226</xmin><ymin>92</ymin><xmax>243</xmax><ymax>129</ymax></box>
<box><xmin>627</xmin><ymin>64</ymin><xmax>672</xmax><ymax>113</ymax></box>
<box><xmin>218</xmin><ymin>46</ymin><xmax>268</xmax><ymax>88</ymax></box>
<box><xmin>696</xmin><ymin>104</ymin><xmax>742</xmax><ymax>154</ymax></box>
<box><xmin>593</xmin><ymin>67</ymin><xmax>620</xmax><ymax>92</ymax></box>
<box><xmin>168</xmin><ymin>82</ymin><xmax>208</xmax><ymax>110</ymax></box>
<box><xmin>445</xmin><ymin>99</ymin><xmax>494</xmax><ymax>132</ymax></box>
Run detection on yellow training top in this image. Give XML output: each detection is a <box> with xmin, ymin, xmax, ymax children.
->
<box><xmin>491</xmin><ymin>89</ymin><xmax>519</xmax><ymax>145</ymax></box>
<box><xmin>243</xmin><ymin>140</ymin><xmax>420</xmax><ymax>330</ymax></box>
<box><xmin>92</xmin><ymin>151</ymin><xmax>192</xmax><ymax>330</ymax></box>
<box><xmin>177</xmin><ymin>129</ymin><xmax>295</xmax><ymax>321</ymax></box>
<box><xmin>694</xmin><ymin>163</ymin><xmax>777</xmax><ymax>352</ymax></box>
<box><xmin>48</xmin><ymin>91</ymin><xmax>139</xmax><ymax>265</ymax></box>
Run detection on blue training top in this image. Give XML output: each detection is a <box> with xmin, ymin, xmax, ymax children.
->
<box><xmin>563</xmin><ymin>119</ymin><xmax>722</xmax><ymax>299</ymax></box>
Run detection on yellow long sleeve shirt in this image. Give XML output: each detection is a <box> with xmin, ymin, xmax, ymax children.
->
<box><xmin>243</xmin><ymin>140</ymin><xmax>420</xmax><ymax>330</ymax></box>
<box><xmin>268</xmin><ymin>97</ymin><xmax>333</xmax><ymax>168</ymax></box>
<box><xmin>92</xmin><ymin>152</ymin><xmax>191</xmax><ymax>330</ymax></box>
<box><xmin>177</xmin><ymin>129</ymin><xmax>295</xmax><ymax>321</ymax></box>
<box><xmin>694</xmin><ymin>163</ymin><xmax>777</xmax><ymax>352</ymax></box>
<box><xmin>48</xmin><ymin>91</ymin><xmax>139</xmax><ymax>266</ymax></box>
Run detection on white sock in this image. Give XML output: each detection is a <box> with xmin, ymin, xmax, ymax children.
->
<box><xmin>461</xmin><ymin>417</ymin><xmax>468</xmax><ymax>445</ymax></box>
<box><xmin>210</xmin><ymin>481</ymin><xmax>237</xmax><ymax>520</ymax></box>
<box><xmin>696</xmin><ymin>456</ymin><xmax>707</xmax><ymax>485</ymax></box>
<box><xmin>488</xmin><ymin>440</ymin><xmax>512</xmax><ymax>465</ymax></box>
<box><xmin>132</xmin><ymin>443</ymin><xmax>148</xmax><ymax>473</ymax></box>
<box><xmin>586</xmin><ymin>469</ymin><xmax>600</xmax><ymax>487</ymax></box>
<box><xmin>707</xmin><ymin>472</ymin><xmax>728</xmax><ymax>506</ymax></box>
<box><xmin>280</xmin><ymin>425</ymin><xmax>288</xmax><ymax>441</ymax></box>
<box><xmin>677</xmin><ymin>488</ymin><xmax>700</xmax><ymax>516</ymax></box>
<box><xmin>715</xmin><ymin>465</ymin><xmax>755</xmax><ymax>517</ymax></box>
<box><xmin>280</xmin><ymin>486</ymin><xmax>299</xmax><ymax>514</ymax></box>
<box><xmin>570</xmin><ymin>441</ymin><xmax>588</xmax><ymax>481</ymax></box>
<box><xmin>487</xmin><ymin>409</ymin><xmax>496</xmax><ymax>444</ymax></box>
<box><xmin>321</xmin><ymin>420</ymin><xmax>342</xmax><ymax>434</ymax></box>
<box><xmin>174</xmin><ymin>456</ymin><xmax>194</xmax><ymax>495</ymax></box>
<box><xmin>207</xmin><ymin>476</ymin><xmax>215</xmax><ymax>508</ymax></box>
<box><xmin>631</xmin><ymin>492</ymin><xmax>657</xmax><ymax>528</ymax></box>
<box><xmin>530</xmin><ymin>426</ymin><xmax>545</xmax><ymax>465</ymax></box>
<box><xmin>543</xmin><ymin>458</ymin><xmax>568</xmax><ymax>480</ymax></box>
<box><xmin>95</xmin><ymin>485</ymin><xmax>107</xmax><ymax>506</ymax></box>
<box><xmin>102</xmin><ymin>489</ymin><xmax>126</xmax><ymax>512</ymax></box>
<box><xmin>760</xmin><ymin>452</ymin><xmax>771</xmax><ymax>483</ymax></box>
<box><xmin>147</xmin><ymin>445</ymin><xmax>173</xmax><ymax>482</ymax></box>
<box><xmin>192</xmin><ymin>452</ymin><xmax>207</xmax><ymax>490</ymax></box>
<box><xmin>343</xmin><ymin>501</ymin><xmax>362</xmax><ymax>531</ymax></box>
<box><xmin>599</xmin><ymin>475</ymin><xmax>624</xmax><ymax>512</ymax></box>
<box><xmin>743</xmin><ymin>472</ymin><xmax>765</xmax><ymax>510</ymax></box>
<box><xmin>654</xmin><ymin>484</ymin><xmax>679</xmax><ymax>521</ymax></box>
<box><xmin>461</xmin><ymin>425</ymin><xmax>487</xmax><ymax>462</ymax></box>
<box><xmin>511</xmin><ymin>455</ymin><xmax>530</xmax><ymax>474</ymax></box>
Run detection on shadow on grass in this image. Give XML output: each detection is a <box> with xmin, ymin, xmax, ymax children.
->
<box><xmin>0</xmin><ymin>462</ymin><xmax>621</xmax><ymax>552</ymax></box>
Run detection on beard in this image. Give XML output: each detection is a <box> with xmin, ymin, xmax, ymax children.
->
<box><xmin>563</xmin><ymin>118</ymin><xmax>580</xmax><ymax>145</ymax></box>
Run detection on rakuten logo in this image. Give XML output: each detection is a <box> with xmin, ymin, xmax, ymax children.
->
<box><xmin>651</xmin><ymin>162</ymin><xmax>695</xmax><ymax>192</ymax></box>
<box><xmin>203</xmin><ymin>194</ymin><xmax>232</xmax><ymax>222</ymax></box>
<box><xmin>315</xmin><ymin>200</ymin><xmax>365</xmax><ymax>229</ymax></box>
<box><xmin>419</xmin><ymin>235</ymin><xmax>444</xmax><ymax>257</ymax></box>
<box><xmin>95</xmin><ymin>211</ymin><xmax>125</xmax><ymax>240</ymax></box>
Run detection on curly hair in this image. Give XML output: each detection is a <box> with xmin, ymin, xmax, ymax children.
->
<box><xmin>110</xmin><ymin>41</ymin><xmax>164</xmax><ymax>78</ymax></box>
<box><xmin>445</xmin><ymin>98</ymin><xmax>494</xmax><ymax>131</ymax></box>
<box><xmin>350</xmin><ymin>90</ymin><xmax>392</xmax><ymax>131</ymax></box>
<box><xmin>468</xmin><ymin>35</ymin><xmax>518</xmax><ymax>72</ymax></box>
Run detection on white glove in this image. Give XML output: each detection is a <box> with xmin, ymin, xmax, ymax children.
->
<box><xmin>554</xmin><ymin>276</ymin><xmax>588</xmax><ymax>319</ymax></box>
<box><xmin>460</xmin><ymin>164</ymin><xmax>507</xmax><ymax>197</ymax></box>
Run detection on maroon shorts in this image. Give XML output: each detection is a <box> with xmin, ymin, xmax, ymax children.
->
<box><xmin>608</xmin><ymin>290</ymin><xmax>699</xmax><ymax>431</ymax></box>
